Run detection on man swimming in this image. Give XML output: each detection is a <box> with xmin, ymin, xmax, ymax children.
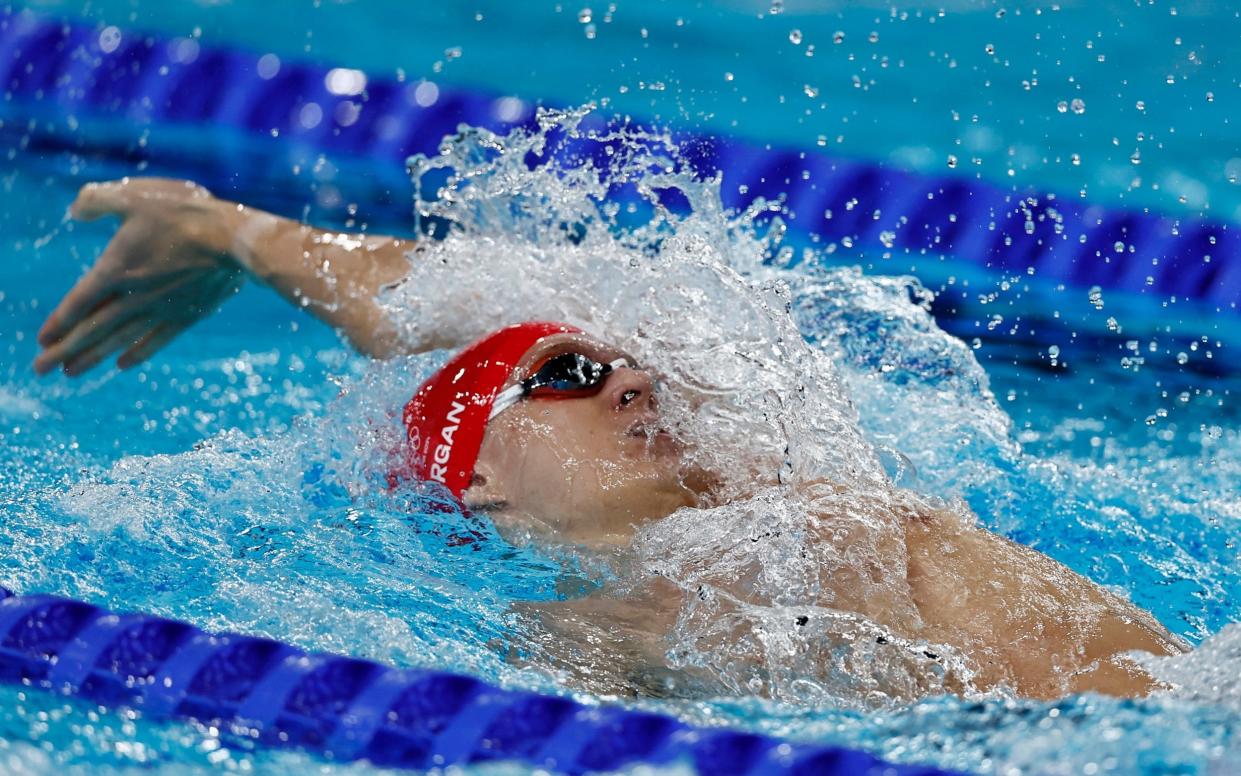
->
<box><xmin>33</xmin><ymin>177</ymin><xmax>1186</xmax><ymax>702</ymax></box>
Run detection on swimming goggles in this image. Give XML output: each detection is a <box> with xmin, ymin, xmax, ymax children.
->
<box><xmin>489</xmin><ymin>352</ymin><xmax>630</xmax><ymax>420</ymax></box>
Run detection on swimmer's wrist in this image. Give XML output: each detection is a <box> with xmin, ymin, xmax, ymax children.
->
<box><xmin>217</xmin><ymin>201</ymin><xmax>294</xmax><ymax>282</ymax></box>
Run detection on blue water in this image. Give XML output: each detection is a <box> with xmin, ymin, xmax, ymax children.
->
<box><xmin>1</xmin><ymin>1</ymin><xmax>1240</xmax><ymax>774</ymax></box>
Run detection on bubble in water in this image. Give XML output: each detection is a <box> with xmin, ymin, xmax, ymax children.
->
<box><xmin>789</xmin><ymin>29</ymin><xmax>803</xmax><ymax>45</ymax></box>
<box><xmin>833</xmin><ymin>30</ymin><xmax>845</xmax><ymax>44</ymax></box>
<box><xmin>1070</xmin><ymin>98</ymin><xmax>1086</xmax><ymax>114</ymax></box>
<box><xmin>577</xmin><ymin>7</ymin><xmax>592</xmax><ymax>23</ymax></box>
<box><xmin>947</xmin><ymin>154</ymin><xmax>958</xmax><ymax>168</ymax></box>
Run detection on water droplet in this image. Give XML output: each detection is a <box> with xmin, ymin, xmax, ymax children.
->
<box><xmin>803</xmin><ymin>84</ymin><xmax>819</xmax><ymax>98</ymax></box>
<box><xmin>1070</xmin><ymin>152</ymin><xmax>1081</xmax><ymax>166</ymax></box>
<box><xmin>985</xmin><ymin>43</ymin><xmax>995</xmax><ymax>55</ymax></box>
<box><xmin>769</xmin><ymin>0</ymin><xmax>784</xmax><ymax>14</ymax></box>
<box><xmin>816</xmin><ymin>135</ymin><xmax>827</xmax><ymax>147</ymax></box>
<box><xmin>298</xmin><ymin>102</ymin><xmax>323</xmax><ymax>129</ymax></box>
<box><xmin>868</xmin><ymin>31</ymin><xmax>880</xmax><ymax>43</ymax></box>
<box><xmin>325</xmin><ymin>68</ymin><xmax>367</xmax><ymax>96</ymax></box>
<box><xmin>1070</xmin><ymin>97</ymin><xmax>1085</xmax><ymax>114</ymax></box>
<box><xmin>724</xmin><ymin>71</ymin><xmax>734</xmax><ymax>82</ymax></box>
<box><xmin>256</xmin><ymin>53</ymin><xmax>281</xmax><ymax>80</ymax></box>
<box><xmin>98</xmin><ymin>25</ymin><xmax>122</xmax><ymax>54</ymax></box>
<box><xmin>1048</xmin><ymin>345</ymin><xmax>1060</xmax><ymax>358</ymax></box>
<box><xmin>833</xmin><ymin>31</ymin><xmax>845</xmax><ymax>44</ymax></box>
<box><xmin>1088</xmin><ymin>286</ymin><xmax>1104</xmax><ymax>309</ymax></box>
<box><xmin>947</xmin><ymin>154</ymin><xmax>958</xmax><ymax>168</ymax></box>
<box><xmin>1057</xmin><ymin>100</ymin><xmax>1068</xmax><ymax>113</ymax></box>
<box><xmin>1176</xmin><ymin>351</ymin><xmax>1189</xmax><ymax>364</ymax></box>
<box><xmin>789</xmin><ymin>29</ymin><xmax>802</xmax><ymax>45</ymax></box>
<box><xmin>1135</xmin><ymin>100</ymin><xmax>1146</xmax><ymax>112</ymax></box>
<box><xmin>1113</xmin><ymin>241</ymin><xmax>1126</xmax><ymax>253</ymax></box>
<box><xmin>578</xmin><ymin>7</ymin><xmax>592</xmax><ymax>23</ymax></box>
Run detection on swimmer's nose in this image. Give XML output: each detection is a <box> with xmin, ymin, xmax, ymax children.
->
<box><xmin>605</xmin><ymin>367</ymin><xmax>656</xmax><ymax>412</ymax></box>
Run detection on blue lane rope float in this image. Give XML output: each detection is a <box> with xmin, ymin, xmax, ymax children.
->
<box><xmin>0</xmin><ymin>7</ymin><xmax>1236</xmax><ymax>312</ymax></box>
<box><xmin>0</xmin><ymin>587</ymin><xmax>961</xmax><ymax>775</ymax></box>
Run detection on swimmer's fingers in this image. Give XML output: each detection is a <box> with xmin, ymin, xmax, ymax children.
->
<box><xmin>70</xmin><ymin>178</ymin><xmax>213</xmax><ymax>222</ymax></box>
<box><xmin>34</xmin><ymin>273</ymin><xmax>178</xmax><ymax>374</ymax></box>
<box><xmin>35</xmin><ymin>271</ymin><xmax>113</xmax><ymax>353</ymax></box>
<box><xmin>37</xmin><ymin>225</ymin><xmax>145</xmax><ymax>349</ymax></box>
<box><xmin>60</xmin><ymin>316</ymin><xmax>151</xmax><ymax>377</ymax></box>
<box><xmin>35</xmin><ymin>290</ymin><xmax>150</xmax><ymax>375</ymax></box>
<box><xmin>117</xmin><ymin>322</ymin><xmax>186</xmax><ymax>370</ymax></box>
<box><xmin>69</xmin><ymin>180</ymin><xmax>133</xmax><ymax>222</ymax></box>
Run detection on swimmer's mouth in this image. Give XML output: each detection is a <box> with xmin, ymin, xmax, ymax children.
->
<box><xmin>626</xmin><ymin>420</ymin><xmax>678</xmax><ymax>447</ymax></box>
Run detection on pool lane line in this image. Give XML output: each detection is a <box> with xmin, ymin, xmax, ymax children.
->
<box><xmin>0</xmin><ymin>6</ymin><xmax>1236</xmax><ymax>314</ymax></box>
<box><xmin>0</xmin><ymin>588</ymin><xmax>964</xmax><ymax>775</ymax></box>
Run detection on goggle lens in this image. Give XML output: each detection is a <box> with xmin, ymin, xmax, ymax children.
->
<box><xmin>488</xmin><ymin>351</ymin><xmax>632</xmax><ymax>421</ymax></box>
<box><xmin>527</xmin><ymin>353</ymin><xmax>611</xmax><ymax>396</ymax></box>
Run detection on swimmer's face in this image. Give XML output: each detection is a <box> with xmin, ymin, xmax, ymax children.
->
<box><xmin>465</xmin><ymin>332</ymin><xmax>700</xmax><ymax>546</ymax></box>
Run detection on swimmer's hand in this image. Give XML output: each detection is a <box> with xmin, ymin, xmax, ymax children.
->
<box><xmin>35</xmin><ymin>178</ymin><xmax>245</xmax><ymax>375</ymax></box>
<box><xmin>36</xmin><ymin>177</ymin><xmax>421</xmax><ymax>376</ymax></box>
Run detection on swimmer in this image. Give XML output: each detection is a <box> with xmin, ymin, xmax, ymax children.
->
<box><xmin>33</xmin><ymin>178</ymin><xmax>1186</xmax><ymax>701</ymax></box>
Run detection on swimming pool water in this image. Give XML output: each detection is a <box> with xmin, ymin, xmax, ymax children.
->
<box><xmin>1</xmin><ymin>1</ymin><xmax>1240</xmax><ymax>774</ymax></box>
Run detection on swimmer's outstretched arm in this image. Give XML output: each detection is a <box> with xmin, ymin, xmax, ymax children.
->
<box><xmin>35</xmin><ymin>177</ymin><xmax>429</xmax><ymax>376</ymax></box>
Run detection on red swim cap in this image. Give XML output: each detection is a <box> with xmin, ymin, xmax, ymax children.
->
<box><xmin>401</xmin><ymin>321</ymin><xmax>581</xmax><ymax>498</ymax></box>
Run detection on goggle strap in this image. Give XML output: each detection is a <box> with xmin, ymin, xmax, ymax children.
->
<box><xmin>488</xmin><ymin>383</ymin><xmax>526</xmax><ymax>421</ymax></box>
